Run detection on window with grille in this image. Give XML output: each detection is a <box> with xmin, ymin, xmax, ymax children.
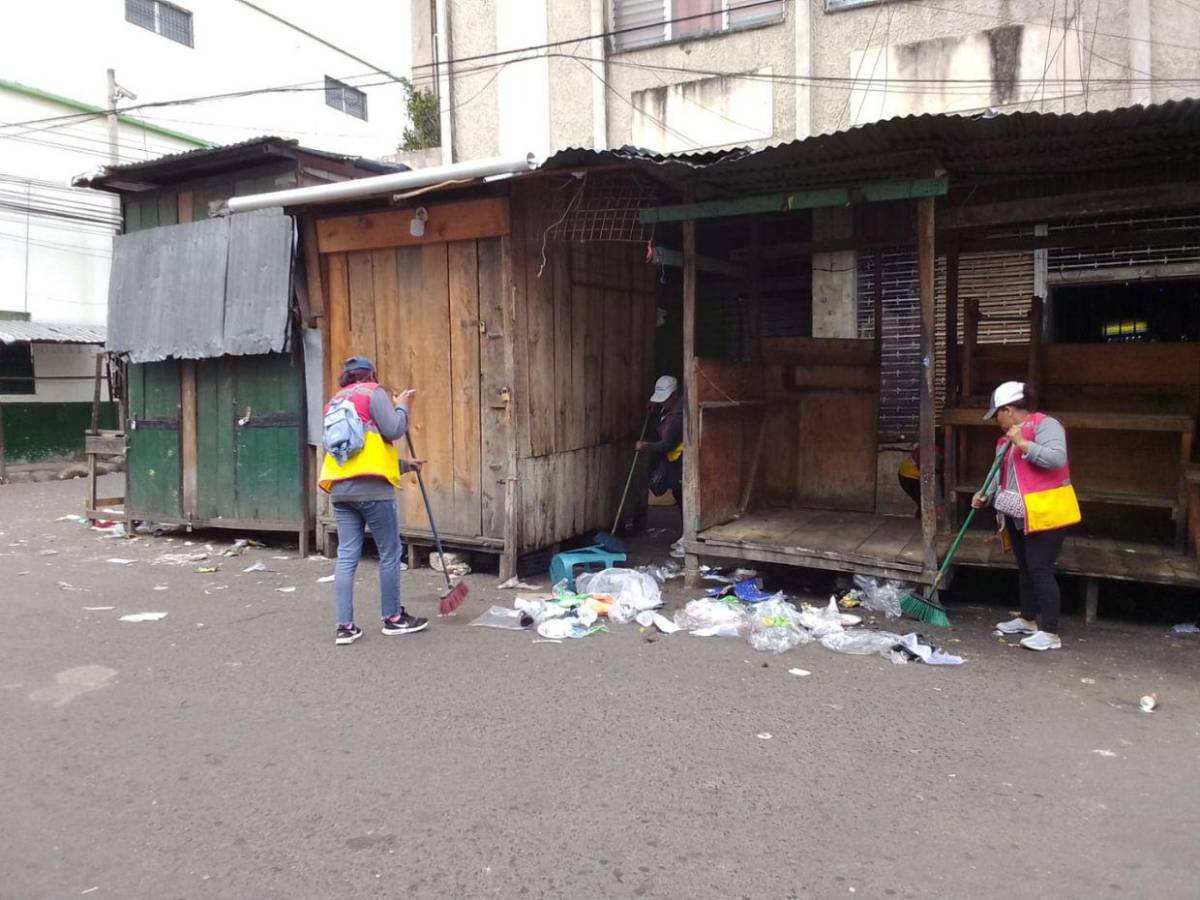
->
<box><xmin>325</xmin><ymin>77</ymin><xmax>368</xmax><ymax>120</ymax></box>
<box><xmin>825</xmin><ymin>0</ymin><xmax>889</xmax><ymax>10</ymax></box>
<box><xmin>611</xmin><ymin>0</ymin><xmax>785</xmax><ymax>52</ymax></box>
<box><xmin>0</xmin><ymin>342</ymin><xmax>35</xmax><ymax>395</ymax></box>
<box><xmin>125</xmin><ymin>0</ymin><xmax>193</xmax><ymax>47</ymax></box>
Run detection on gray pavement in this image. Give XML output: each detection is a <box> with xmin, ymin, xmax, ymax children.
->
<box><xmin>2</xmin><ymin>475</ymin><xmax>1199</xmax><ymax>899</ymax></box>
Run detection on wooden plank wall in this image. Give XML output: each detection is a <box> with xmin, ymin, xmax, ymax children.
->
<box><xmin>752</xmin><ymin>337</ymin><xmax>880</xmax><ymax>513</ymax></box>
<box><xmin>509</xmin><ymin>180</ymin><xmax>658</xmax><ymax>551</ymax></box>
<box><xmin>696</xmin><ymin>360</ymin><xmax>765</xmax><ymax>531</ymax></box>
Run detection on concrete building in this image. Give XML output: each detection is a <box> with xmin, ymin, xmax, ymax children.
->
<box><xmin>0</xmin><ymin>0</ymin><xmax>408</xmax><ymax>461</ymax></box>
<box><xmin>412</xmin><ymin>0</ymin><xmax>1195</xmax><ymax>159</ymax></box>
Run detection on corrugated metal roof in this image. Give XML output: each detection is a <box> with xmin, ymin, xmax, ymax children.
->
<box><xmin>543</xmin><ymin>100</ymin><xmax>1200</xmax><ymax>199</ymax></box>
<box><xmin>74</xmin><ymin>136</ymin><xmax>404</xmax><ymax>190</ymax></box>
<box><xmin>0</xmin><ymin>321</ymin><xmax>106</xmax><ymax>344</ymax></box>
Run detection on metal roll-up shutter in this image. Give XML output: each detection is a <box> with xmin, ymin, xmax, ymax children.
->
<box><xmin>861</xmin><ymin>248</ymin><xmax>1034</xmax><ymax>442</ymax></box>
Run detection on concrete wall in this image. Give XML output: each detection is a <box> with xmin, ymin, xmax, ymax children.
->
<box><xmin>808</xmin><ymin>0</ymin><xmax>1197</xmax><ymax>135</ymax></box>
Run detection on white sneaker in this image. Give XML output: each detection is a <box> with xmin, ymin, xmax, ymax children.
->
<box><xmin>1020</xmin><ymin>631</ymin><xmax>1062</xmax><ymax>651</ymax></box>
<box><xmin>995</xmin><ymin>617</ymin><xmax>1037</xmax><ymax>635</ymax></box>
<box><xmin>669</xmin><ymin>539</ymin><xmax>685</xmax><ymax>559</ymax></box>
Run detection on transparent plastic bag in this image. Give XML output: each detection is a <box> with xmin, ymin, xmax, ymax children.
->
<box><xmin>819</xmin><ymin>630</ymin><xmax>902</xmax><ymax>656</ymax></box>
<box><xmin>514</xmin><ymin>597</ymin><xmax>569</xmax><ymax>625</ymax></box>
<box><xmin>575</xmin><ymin>568</ymin><xmax>662</xmax><ymax>611</ymax></box>
<box><xmin>469</xmin><ymin>606</ymin><xmax>532</xmax><ymax>631</ymax></box>
<box><xmin>747</xmin><ymin>598</ymin><xmax>812</xmax><ymax>653</ymax></box>
<box><xmin>852</xmin><ymin>575</ymin><xmax>908</xmax><ymax>620</ymax></box>
<box><xmin>673</xmin><ymin>598</ymin><xmax>749</xmax><ymax>636</ymax></box>
<box><xmin>798</xmin><ymin>597</ymin><xmax>845</xmax><ymax>637</ymax></box>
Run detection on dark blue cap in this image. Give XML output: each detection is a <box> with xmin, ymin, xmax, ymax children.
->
<box><xmin>341</xmin><ymin>355</ymin><xmax>376</xmax><ymax>374</ymax></box>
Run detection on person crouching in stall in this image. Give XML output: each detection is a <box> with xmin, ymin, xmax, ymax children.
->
<box><xmin>636</xmin><ymin>375</ymin><xmax>685</xmax><ymax>557</ymax></box>
<box><xmin>972</xmin><ymin>381</ymin><xmax>1080</xmax><ymax>652</ymax></box>
<box><xmin>898</xmin><ymin>437</ymin><xmax>945</xmax><ymax>518</ymax></box>
<box><xmin>319</xmin><ymin>356</ymin><xmax>429</xmax><ymax>646</ymax></box>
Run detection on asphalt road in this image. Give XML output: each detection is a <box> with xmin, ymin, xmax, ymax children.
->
<box><xmin>2</xmin><ymin>476</ymin><xmax>1199</xmax><ymax>899</ymax></box>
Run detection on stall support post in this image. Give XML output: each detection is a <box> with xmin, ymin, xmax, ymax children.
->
<box><xmin>917</xmin><ymin>196</ymin><xmax>938</xmax><ymax>572</ymax></box>
<box><xmin>682</xmin><ymin>218</ymin><xmax>702</xmax><ymax>587</ymax></box>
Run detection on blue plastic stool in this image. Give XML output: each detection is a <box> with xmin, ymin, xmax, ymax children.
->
<box><xmin>549</xmin><ymin>546</ymin><xmax>628</xmax><ymax>591</ymax></box>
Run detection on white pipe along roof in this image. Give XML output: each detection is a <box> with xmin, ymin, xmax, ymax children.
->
<box><xmin>221</xmin><ymin>153</ymin><xmax>537</xmax><ymax>214</ymax></box>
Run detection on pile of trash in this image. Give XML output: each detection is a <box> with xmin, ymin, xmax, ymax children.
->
<box><xmin>471</xmin><ymin>568</ymin><xmax>667</xmax><ymax>641</ymax></box>
<box><xmin>471</xmin><ymin>567</ymin><xmax>964</xmax><ymax>666</ymax></box>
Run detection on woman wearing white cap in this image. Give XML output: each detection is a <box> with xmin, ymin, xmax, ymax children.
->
<box><xmin>971</xmin><ymin>381</ymin><xmax>1081</xmax><ymax>651</ymax></box>
<box><xmin>636</xmin><ymin>375</ymin><xmax>685</xmax><ymax>555</ymax></box>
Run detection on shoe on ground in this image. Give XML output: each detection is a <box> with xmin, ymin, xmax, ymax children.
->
<box><xmin>669</xmin><ymin>539</ymin><xmax>686</xmax><ymax>560</ymax></box>
<box><xmin>382</xmin><ymin>611</ymin><xmax>429</xmax><ymax>635</ymax></box>
<box><xmin>1020</xmin><ymin>630</ymin><xmax>1062</xmax><ymax>651</ymax></box>
<box><xmin>995</xmin><ymin>616</ymin><xmax>1037</xmax><ymax>635</ymax></box>
<box><xmin>336</xmin><ymin>624</ymin><xmax>363</xmax><ymax>645</ymax></box>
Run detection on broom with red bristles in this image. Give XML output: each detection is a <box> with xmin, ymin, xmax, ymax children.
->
<box><xmin>404</xmin><ymin>432</ymin><xmax>470</xmax><ymax>616</ymax></box>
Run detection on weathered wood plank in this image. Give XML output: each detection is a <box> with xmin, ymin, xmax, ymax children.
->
<box><xmin>552</xmin><ymin>240</ymin><xmax>572</xmax><ymax>454</ymax></box>
<box><xmin>584</xmin><ymin>246</ymin><xmax>606</xmax><ymax>448</ymax></box>
<box><xmin>325</xmin><ymin>253</ymin><xmax>351</xmax><ymax>394</ymax></box>
<box><xmin>568</xmin><ymin>243</ymin><xmax>589</xmax><ymax>452</ymax></box>
<box><xmin>918</xmin><ymin>195</ymin><xmax>938</xmax><ymax>571</ymax></box>
<box><xmin>413</xmin><ymin>243</ymin><xmax>455</xmax><ymax>531</ymax></box>
<box><xmin>524</xmin><ymin>190</ymin><xmax>556</xmax><ymax>457</ymax></box>
<box><xmin>300</xmin><ymin>217</ymin><xmax>325</xmax><ymax>320</ymax></box>
<box><xmin>479</xmin><ymin>238</ymin><xmax>508</xmax><ymax>540</ymax></box>
<box><xmin>682</xmin><ymin>220</ymin><xmax>700</xmax><ymax>584</ymax></box>
<box><xmin>448</xmin><ymin>240</ymin><xmax>483</xmax><ymax>537</ymax></box>
<box><xmin>316</xmin><ymin>197</ymin><xmax>511</xmax><ymax>254</ymax></box>
<box><xmin>346</xmin><ymin>251</ymin><xmax>378</xmax><ymax>364</ymax></box>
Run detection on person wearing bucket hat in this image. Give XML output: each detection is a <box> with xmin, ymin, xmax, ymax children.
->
<box><xmin>318</xmin><ymin>356</ymin><xmax>428</xmax><ymax>646</ymax></box>
<box><xmin>971</xmin><ymin>381</ymin><xmax>1080</xmax><ymax>651</ymax></box>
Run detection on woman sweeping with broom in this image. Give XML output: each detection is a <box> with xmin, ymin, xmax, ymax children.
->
<box><xmin>972</xmin><ymin>381</ymin><xmax>1081</xmax><ymax>652</ymax></box>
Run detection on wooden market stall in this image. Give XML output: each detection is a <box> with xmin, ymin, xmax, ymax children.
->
<box><xmin>289</xmin><ymin>173</ymin><xmax>659</xmax><ymax>578</ymax></box>
<box><xmin>621</xmin><ymin>101</ymin><xmax>1200</xmax><ymax>606</ymax></box>
<box><xmin>80</xmin><ymin>138</ymin><xmax>398</xmax><ymax>551</ymax></box>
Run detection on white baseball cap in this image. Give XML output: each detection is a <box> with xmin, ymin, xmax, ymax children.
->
<box><xmin>984</xmin><ymin>381</ymin><xmax>1025</xmax><ymax>420</ymax></box>
<box><xmin>650</xmin><ymin>375</ymin><xmax>678</xmax><ymax>404</ymax></box>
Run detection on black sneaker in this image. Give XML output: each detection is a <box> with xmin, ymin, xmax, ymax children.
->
<box><xmin>335</xmin><ymin>624</ymin><xmax>363</xmax><ymax>645</ymax></box>
<box><xmin>381</xmin><ymin>612</ymin><xmax>429</xmax><ymax>635</ymax></box>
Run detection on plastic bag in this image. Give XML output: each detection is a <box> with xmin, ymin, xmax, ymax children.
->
<box><xmin>536</xmin><ymin>618</ymin><xmax>608</xmax><ymax>640</ymax></box>
<box><xmin>638</xmin><ymin>563</ymin><xmax>682</xmax><ymax>583</ymax></box>
<box><xmin>470</xmin><ymin>606</ymin><xmax>532</xmax><ymax>631</ymax></box>
<box><xmin>852</xmin><ymin>575</ymin><xmax>908</xmax><ymax>620</ymax></box>
<box><xmin>747</xmin><ymin>598</ymin><xmax>812</xmax><ymax>653</ymax></box>
<box><xmin>575</xmin><ymin>568</ymin><xmax>662</xmax><ymax>611</ymax></box>
<box><xmin>893</xmin><ymin>632</ymin><xmax>967</xmax><ymax>665</ymax></box>
<box><xmin>819</xmin><ymin>630</ymin><xmax>902</xmax><ymax>656</ymax></box>
<box><xmin>798</xmin><ymin>597</ymin><xmax>845</xmax><ymax>637</ymax></box>
<box><xmin>673</xmin><ymin>598</ymin><xmax>748</xmax><ymax>637</ymax></box>
<box><xmin>514</xmin><ymin>597</ymin><xmax>569</xmax><ymax>625</ymax></box>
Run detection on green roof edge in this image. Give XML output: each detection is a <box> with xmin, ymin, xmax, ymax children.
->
<box><xmin>0</xmin><ymin>78</ymin><xmax>212</xmax><ymax>148</ymax></box>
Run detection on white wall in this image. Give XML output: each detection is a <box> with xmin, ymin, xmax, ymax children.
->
<box><xmin>0</xmin><ymin>0</ymin><xmax>411</xmax><ymax>401</ymax></box>
<box><xmin>0</xmin><ymin>343</ymin><xmax>109</xmax><ymax>405</ymax></box>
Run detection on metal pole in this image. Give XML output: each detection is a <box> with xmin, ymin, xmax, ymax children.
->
<box><xmin>0</xmin><ymin>403</ymin><xmax>7</xmax><ymax>484</ymax></box>
<box><xmin>106</xmin><ymin>68</ymin><xmax>119</xmax><ymax>166</ymax></box>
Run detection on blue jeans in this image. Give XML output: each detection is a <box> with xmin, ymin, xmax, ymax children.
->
<box><xmin>333</xmin><ymin>500</ymin><xmax>403</xmax><ymax>626</ymax></box>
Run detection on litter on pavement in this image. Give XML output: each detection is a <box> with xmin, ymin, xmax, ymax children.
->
<box><xmin>120</xmin><ymin>612</ymin><xmax>168</xmax><ymax>622</ymax></box>
<box><xmin>1171</xmin><ymin>622</ymin><xmax>1199</xmax><ymax>634</ymax></box>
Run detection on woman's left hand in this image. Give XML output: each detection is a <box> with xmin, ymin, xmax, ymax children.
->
<box><xmin>404</xmin><ymin>459</ymin><xmax>425</xmax><ymax>473</ymax></box>
<box><xmin>1005</xmin><ymin>424</ymin><xmax>1030</xmax><ymax>451</ymax></box>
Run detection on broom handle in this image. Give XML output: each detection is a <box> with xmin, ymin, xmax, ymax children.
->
<box><xmin>927</xmin><ymin>441</ymin><xmax>1009</xmax><ymax>595</ymax></box>
<box><xmin>609</xmin><ymin>406</ymin><xmax>654</xmax><ymax>535</ymax></box>
<box><xmin>404</xmin><ymin>432</ymin><xmax>453</xmax><ymax>593</ymax></box>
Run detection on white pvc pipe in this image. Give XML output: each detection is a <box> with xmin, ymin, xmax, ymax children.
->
<box><xmin>222</xmin><ymin>153</ymin><xmax>537</xmax><ymax>213</ymax></box>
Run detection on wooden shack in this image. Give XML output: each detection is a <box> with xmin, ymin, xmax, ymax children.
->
<box><xmin>285</xmin><ymin>174</ymin><xmax>658</xmax><ymax>578</ymax></box>
<box><xmin>80</xmin><ymin>138</ymin><xmax>398</xmax><ymax>550</ymax></box>
<box><xmin>582</xmin><ymin>101</ymin><xmax>1200</xmax><ymax>611</ymax></box>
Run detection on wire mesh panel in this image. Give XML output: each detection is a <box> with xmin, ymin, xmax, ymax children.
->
<box><xmin>1048</xmin><ymin>214</ymin><xmax>1200</xmax><ymax>273</ymax></box>
<box><xmin>546</xmin><ymin>173</ymin><xmax>661</xmax><ymax>244</ymax></box>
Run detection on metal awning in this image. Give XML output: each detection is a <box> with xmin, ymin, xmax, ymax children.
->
<box><xmin>0</xmin><ymin>321</ymin><xmax>105</xmax><ymax>344</ymax></box>
<box><xmin>107</xmin><ymin>210</ymin><xmax>293</xmax><ymax>363</ymax></box>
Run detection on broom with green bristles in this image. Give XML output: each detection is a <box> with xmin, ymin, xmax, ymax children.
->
<box><xmin>899</xmin><ymin>442</ymin><xmax>1008</xmax><ymax>627</ymax></box>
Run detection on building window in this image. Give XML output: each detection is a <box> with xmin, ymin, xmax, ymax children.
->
<box><xmin>125</xmin><ymin>0</ymin><xmax>194</xmax><ymax>47</ymax></box>
<box><xmin>0</xmin><ymin>342</ymin><xmax>35</xmax><ymax>395</ymax></box>
<box><xmin>611</xmin><ymin>0</ymin><xmax>785</xmax><ymax>52</ymax></box>
<box><xmin>325</xmin><ymin>77</ymin><xmax>368</xmax><ymax>121</ymax></box>
<box><xmin>825</xmin><ymin>0</ymin><xmax>888</xmax><ymax>10</ymax></box>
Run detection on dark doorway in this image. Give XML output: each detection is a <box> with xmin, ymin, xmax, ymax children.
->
<box><xmin>1052</xmin><ymin>278</ymin><xmax>1200</xmax><ymax>343</ymax></box>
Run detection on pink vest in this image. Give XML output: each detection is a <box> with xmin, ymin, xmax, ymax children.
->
<box><xmin>325</xmin><ymin>382</ymin><xmax>380</xmax><ymax>433</ymax></box>
<box><xmin>997</xmin><ymin>412</ymin><xmax>1073</xmax><ymax>495</ymax></box>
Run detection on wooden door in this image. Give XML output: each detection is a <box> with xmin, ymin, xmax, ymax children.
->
<box><xmin>126</xmin><ymin>361</ymin><xmax>183</xmax><ymax>522</ymax></box>
<box><xmin>333</xmin><ymin>238</ymin><xmax>505</xmax><ymax>540</ymax></box>
<box><xmin>195</xmin><ymin>353</ymin><xmax>304</xmax><ymax>529</ymax></box>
